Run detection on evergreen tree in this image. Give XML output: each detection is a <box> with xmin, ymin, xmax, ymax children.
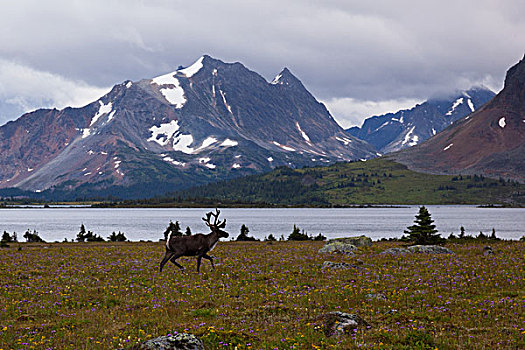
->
<box><xmin>404</xmin><ymin>206</ymin><xmax>442</xmax><ymax>245</ymax></box>
<box><xmin>266</xmin><ymin>234</ymin><xmax>276</xmax><ymax>241</ymax></box>
<box><xmin>185</xmin><ymin>226</ymin><xmax>192</xmax><ymax>236</ymax></box>
<box><xmin>288</xmin><ymin>225</ymin><xmax>310</xmax><ymax>241</ymax></box>
<box><xmin>108</xmin><ymin>231</ymin><xmax>127</xmax><ymax>242</ymax></box>
<box><xmin>490</xmin><ymin>228</ymin><xmax>497</xmax><ymax>240</ymax></box>
<box><xmin>313</xmin><ymin>233</ymin><xmax>327</xmax><ymax>241</ymax></box>
<box><xmin>76</xmin><ymin>224</ymin><xmax>87</xmax><ymax>242</ymax></box>
<box><xmin>23</xmin><ymin>229</ymin><xmax>45</xmax><ymax>243</ymax></box>
<box><xmin>459</xmin><ymin>226</ymin><xmax>466</xmax><ymax>239</ymax></box>
<box><xmin>1</xmin><ymin>231</ymin><xmax>12</xmax><ymax>243</ymax></box>
<box><xmin>163</xmin><ymin>220</ymin><xmax>182</xmax><ymax>240</ymax></box>
<box><xmin>236</xmin><ymin>224</ymin><xmax>257</xmax><ymax>241</ymax></box>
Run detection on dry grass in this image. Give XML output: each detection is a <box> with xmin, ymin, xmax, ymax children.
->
<box><xmin>0</xmin><ymin>240</ymin><xmax>524</xmax><ymax>349</ymax></box>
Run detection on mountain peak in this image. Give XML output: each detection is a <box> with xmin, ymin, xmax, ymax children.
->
<box><xmin>271</xmin><ymin>67</ymin><xmax>302</xmax><ymax>86</ymax></box>
<box><xmin>504</xmin><ymin>54</ymin><xmax>525</xmax><ymax>87</ymax></box>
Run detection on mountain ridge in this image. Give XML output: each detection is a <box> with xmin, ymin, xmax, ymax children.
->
<box><xmin>0</xmin><ymin>55</ymin><xmax>376</xmax><ymax>199</ymax></box>
<box><xmin>392</xmin><ymin>55</ymin><xmax>525</xmax><ymax>181</ymax></box>
<box><xmin>347</xmin><ymin>87</ymin><xmax>495</xmax><ymax>154</ymax></box>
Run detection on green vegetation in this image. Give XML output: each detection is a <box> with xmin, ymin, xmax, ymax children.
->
<box><xmin>119</xmin><ymin>158</ymin><xmax>525</xmax><ymax>207</ymax></box>
<box><xmin>236</xmin><ymin>224</ymin><xmax>258</xmax><ymax>241</ymax></box>
<box><xmin>163</xmin><ymin>220</ymin><xmax>182</xmax><ymax>240</ymax></box>
<box><xmin>403</xmin><ymin>206</ymin><xmax>443</xmax><ymax>245</ymax></box>
<box><xmin>76</xmin><ymin>224</ymin><xmax>104</xmax><ymax>242</ymax></box>
<box><xmin>0</xmin><ymin>240</ymin><xmax>523</xmax><ymax>349</ymax></box>
<box><xmin>107</xmin><ymin>231</ymin><xmax>128</xmax><ymax>242</ymax></box>
<box><xmin>23</xmin><ymin>229</ymin><xmax>45</xmax><ymax>242</ymax></box>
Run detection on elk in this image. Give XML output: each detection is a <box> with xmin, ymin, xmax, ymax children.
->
<box><xmin>159</xmin><ymin>209</ymin><xmax>229</xmax><ymax>272</ymax></box>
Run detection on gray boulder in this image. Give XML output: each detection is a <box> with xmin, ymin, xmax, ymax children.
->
<box><xmin>314</xmin><ymin>311</ymin><xmax>370</xmax><ymax>336</ymax></box>
<box><xmin>330</xmin><ymin>236</ymin><xmax>372</xmax><ymax>247</ymax></box>
<box><xmin>407</xmin><ymin>245</ymin><xmax>454</xmax><ymax>254</ymax></box>
<box><xmin>365</xmin><ymin>293</ymin><xmax>388</xmax><ymax>301</ymax></box>
<box><xmin>483</xmin><ymin>246</ymin><xmax>494</xmax><ymax>255</ymax></box>
<box><xmin>322</xmin><ymin>261</ymin><xmax>362</xmax><ymax>270</ymax></box>
<box><xmin>380</xmin><ymin>247</ymin><xmax>409</xmax><ymax>255</ymax></box>
<box><xmin>318</xmin><ymin>241</ymin><xmax>357</xmax><ymax>256</ymax></box>
<box><xmin>126</xmin><ymin>333</ymin><xmax>204</xmax><ymax>350</ymax></box>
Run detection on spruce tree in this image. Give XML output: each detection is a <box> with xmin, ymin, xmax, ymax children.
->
<box><xmin>163</xmin><ymin>220</ymin><xmax>182</xmax><ymax>240</ymax></box>
<box><xmin>404</xmin><ymin>206</ymin><xmax>442</xmax><ymax>245</ymax></box>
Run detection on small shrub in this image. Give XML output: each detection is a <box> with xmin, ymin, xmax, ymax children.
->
<box><xmin>163</xmin><ymin>220</ymin><xmax>182</xmax><ymax>240</ymax></box>
<box><xmin>313</xmin><ymin>233</ymin><xmax>327</xmax><ymax>241</ymax></box>
<box><xmin>265</xmin><ymin>234</ymin><xmax>277</xmax><ymax>241</ymax></box>
<box><xmin>236</xmin><ymin>224</ymin><xmax>258</xmax><ymax>241</ymax></box>
<box><xmin>23</xmin><ymin>229</ymin><xmax>45</xmax><ymax>243</ymax></box>
<box><xmin>108</xmin><ymin>231</ymin><xmax>127</xmax><ymax>242</ymax></box>
<box><xmin>288</xmin><ymin>225</ymin><xmax>310</xmax><ymax>241</ymax></box>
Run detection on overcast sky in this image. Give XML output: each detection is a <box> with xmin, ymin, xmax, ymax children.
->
<box><xmin>0</xmin><ymin>0</ymin><xmax>523</xmax><ymax>128</ymax></box>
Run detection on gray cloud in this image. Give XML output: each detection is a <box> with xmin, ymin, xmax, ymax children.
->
<box><xmin>1</xmin><ymin>0</ymin><xmax>524</xmax><ymax>127</ymax></box>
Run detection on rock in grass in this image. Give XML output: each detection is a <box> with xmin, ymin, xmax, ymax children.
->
<box><xmin>318</xmin><ymin>241</ymin><xmax>357</xmax><ymax>256</ymax></box>
<box><xmin>330</xmin><ymin>236</ymin><xmax>372</xmax><ymax>247</ymax></box>
<box><xmin>314</xmin><ymin>311</ymin><xmax>370</xmax><ymax>336</ymax></box>
<box><xmin>380</xmin><ymin>247</ymin><xmax>409</xmax><ymax>255</ymax></box>
<box><xmin>322</xmin><ymin>261</ymin><xmax>362</xmax><ymax>269</ymax></box>
<box><xmin>125</xmin><ymin>333</ymin><xmax>204</xmax><ymax>350</ymax></box>
<box><xmin>407</xmin><ymin>245</ymin><xmax>454</xmax><ymax>254</ymax></box>
<box><xmin>483</xmin><ymin>246</ymin><xmax>494</xmax><ymax>255</ymax></box>
<box><xmin>365</xmin><ymin>293</ymin><xmax>388</xmax><ymax>301</ymax></box>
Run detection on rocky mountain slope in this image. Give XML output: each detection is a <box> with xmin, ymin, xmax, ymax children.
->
<box><xmin>393</xmin><ymin>56</ymin><xmax>525</xmax><ymax>181</ymax></box>
<box><xmin>0</xmin><ymin>55</ymin><xmax>376</xmax><ymax>199</ymax></box>
<box><xmin>348</xmin><ymin>87</ymin><xmax>495</xmax><ymax>154</ymax></box>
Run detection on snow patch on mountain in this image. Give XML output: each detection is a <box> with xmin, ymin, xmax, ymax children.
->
<box><xmin>467</xmin><ymin>99</ymin><xmax>475</xmax><ymax>112</ymax></box>
<box><xmin>271</xmin><ymin>73</ymin><xmax>283</xmax><ymax>85</ymax></box>
<box><xmin>446</xmin><ymin>98</ymin><xmax>464</xmax><ymax>116</ymax></box>
<box><xmin>402</xmin><ymin>126</ymin><xmax>419</xmax><ymax>146</ymax></box>
<box><xmin>90</xmin><ymin>101</ymin><xmax>112</xmax><ymax>127</ymax></box>
<box><xmin>220</xmin><ymin>139</ymin><xmax>238</xmax><ymax>147</ymax></box>
<box><xmin>148</xmin><ymin>120</ymin><xmax>180</xmax><ymax>146</ymax></box>
<box><xmin>178</xmin><ymin>56</ymin><xmax>204</xmax><ymax>78</ymax></box>
<box><xmin>198</xmin><ymin>157</ymin><xmax>216</xmax><ymax>169</ymax></box>
<box><xmin>232</xmin><ymin>163</ymin><xmax>241</xmax><ymax>169</ymax></box>
<box><xmin>172</xmin><ymin>134</ymin><xmax>195</xmax><ymax>154</ymax></box>
<box><xmin>272</xmin><ymin>141</ymin><xmax>296</xmax><ymax>152</ymax></box>
<box><xmin>151</xmin><ymin>73</ymin><xmax>186</xmax><ymax>108</ymax></box>
<box><xmin>499</xmin><ymin>117</ymin><xmax>506</xmax><ymax>128</ymax></box>
<box><xmin>200</xmin><ymin>137</ymin><xmax>218</xmax><ymax>149</ymax></box>
<box><xmin>162</xmin><ymin>155</ymin><xmax>185</xmax><ymax>167</ymax></box>
<box><xmin>295</xmin><ymin>122</ymin><xmax>311</xmax><ymax>142</ymax></box>
<box><xmin>336</xmin><ymin>136</ymin><xmax>353</xmax><ymax>145</ymax></box>
<box><xmin>219</xmin><ymin>89</ymin><xmax>232</xmax><ymax>113</ymax></box>
<box><xmin>443</xmin><ymin>143</ymin><xmax>453</xmax><ymax>151</ymax></box>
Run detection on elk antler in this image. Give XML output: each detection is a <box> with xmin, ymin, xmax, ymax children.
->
<box><xmin>203</xmin><ymin>209</ymin><xmax>222</xmax><ymax>227</ymax></box>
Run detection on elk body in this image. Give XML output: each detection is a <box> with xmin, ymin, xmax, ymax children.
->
<box><xmin>159</xmin><ymin>209</ymin><xmax>229</xmax><ymax>272</ymax></box>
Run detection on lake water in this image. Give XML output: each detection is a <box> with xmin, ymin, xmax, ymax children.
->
<box><xmin>0</xmin><ymin>206</ymin><xmax>523</xmax><ymax>242</ymax></box>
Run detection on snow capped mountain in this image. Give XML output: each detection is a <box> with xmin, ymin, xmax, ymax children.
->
<box><xmin>393</xmin><ymin>56</ymin><xmax>525</xmax><ymax>181</ymax></box>
<box><xmin>347</xmin><ymin>87</ymin><xmax>495</xmax><ymax>154</ymax></box>
<box><xmin>0</xmin><ymin>55</ymin><xmax>376</xmax><ymax>198</ymax></box>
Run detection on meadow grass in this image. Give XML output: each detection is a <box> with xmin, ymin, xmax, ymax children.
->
<box><xmin>0</xmin><ymin>240</ymin><xmax>523</xmax><ymax>349</ymax></box>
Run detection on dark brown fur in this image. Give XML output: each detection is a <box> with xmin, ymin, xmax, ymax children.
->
<box><xmin>159</xmin><ymin>209</ymin><xmax>229</xmax><ymax>272</ymax></box>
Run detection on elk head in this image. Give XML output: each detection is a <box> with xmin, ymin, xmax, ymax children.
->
<box><xmin>203</xmin><ymin>208</ymin><xmax>229</xmax><ymax>239</ymax></box>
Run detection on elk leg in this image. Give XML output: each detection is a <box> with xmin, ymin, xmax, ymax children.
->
<box><xmin>159</xmin><ymin>251</ymin><xmax>174</xmax><ymax>272</ymax></box>
<box><xmin>196</xmin><ymin>256</ymin><xmax>202</xmax><ymax>272</ymax></box>
<box><xmin>169</xmin><ymin>254</ymin><xmax>184</xmax><ymax>271</ymax></box>
<box><xmin>203</xmin><ymin>253</ymin><xmax>215</xmax><ymax>270</ymax></box>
